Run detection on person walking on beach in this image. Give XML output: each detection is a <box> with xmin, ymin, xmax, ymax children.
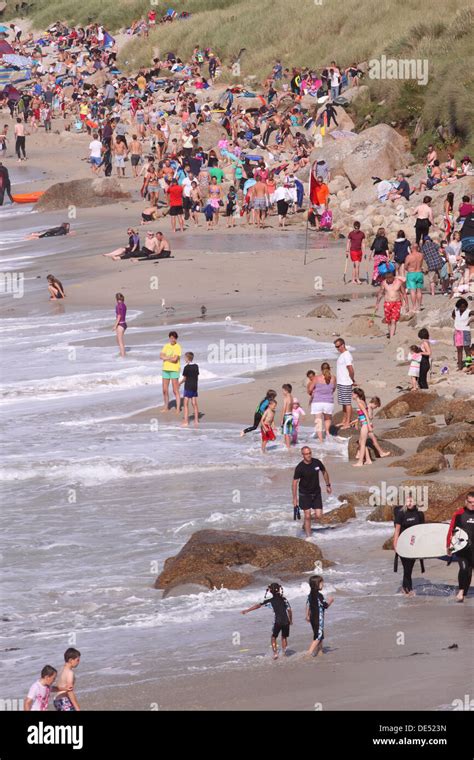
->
<box><xmin>404</xmin><ymin>243</ymin><xmax>424</xmax><ymax>313</ymax></box>
<box><xmin>281</xmin><ymin>383</ymin><xmax>294</xmax><ymax>450</ymax></box>
<box><xmin>308</xmin><ymin>362</ymin><xmax>336</xmax><ymax>442</ymax></box>
<box><xmin>167</xmin><ymin>178</ymin><xmax>185</xmax><ymax>232</ymax></box>
<box><xmin>180</xmin><ymin>351</ymin><xmax>199</xmax><ymax>426</ymax></box>
<box><xmin>240</xmin><ymin>390</ymin><xmax>277</xmax><ymax>436</ymax></box>
<box><xmin>334</xmin><ymin>338</ymin><xmax>355</xmax><ymax>428</ymax></box>
<box><xmin>413</xmin><ymin>197</ymin><xmax>434</xmax><ymax>245</ymax></box>
<box><xmin>260</xmin><ymin>399</ymin><xmax>277</xmax><ymax>453</ymax></box>
<box><xmin>241</xmin><ymin>582</ymin><xmax>292</xmax><ymax>660</ymax></box>
<box><xmin>0</xmin><ymin>162</ymin><xmax>14</xmax><ymax>206</ymax></box>
<box><xmin>305</xmin><ymin>575</ymin><xmax>334</xmax><ymax>657</ymax></box>
<box><xmin>393</xmin><ymin>497</ymin><xmax>425</xmax><ymax>597</ymax></box>
<box><xmin>293</xmin><ymin>446</ymin><xmax>332</xmax><ymax>539</ymax></box>
<box><xmin>417</xmin><ymin>328</ymin><xmax>432</xmax><ymax>389</ymax></box>
<box><xmin>447</xmin><ymin>491</ymin><xmax>474</xmax><ymax>603</ymax></box>
<box><xmin>350</xmin><ymin>387</ymin><xmax>372</xmax><ymax>467</ymax></box>
<box><xmin>160</xmin><ymin>331</ymin><xmax>182</xmax><ymax>412</ymax></box>
<box><xmin>24</xmin><ymin>666</ymin><xmax>64</xmax><ymax>711</ymax></box>
<box><xmin>114</xmin><ymin>292</ymin><xmax>127</xmax><ymax>358</ymax></box>
<box><xmin>452</xmin><ymin>298</ymin><xmax>473</xmax><ymax>370</ymax></box>
<box><xmin>346</xmin><ymin>221</ymin><xmax>366</xmax><ymax>284</ymax></box>
<box><xmin>373</xmin><ymin>271</ymin><xmax>408</xmax><ymax>340</ymax></box>
<box><xmin>14</xmin><ymin>118</ymin><xmax>27</xmax><ymax>162</ymax></box>
<box><xmin>53</xmin><ymin>648</ymin><xmax>81</xmax><ymax>712</ymax></box>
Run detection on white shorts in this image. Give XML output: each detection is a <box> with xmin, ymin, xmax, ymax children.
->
<box><xmin>311</xmin><ymin>402</ymin><xmax>334</xmax><ymax>415</ymax></box>
<box><xmin>115</xmin><ymin>156</ymin><xmax>125</xmax><ymax>168</ymax></box>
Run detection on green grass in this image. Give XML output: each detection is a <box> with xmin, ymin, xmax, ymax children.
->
<box><xmin>13</xmin><ymin>0</ymin><xmax>474</xmax><ymax>157</ymax></box>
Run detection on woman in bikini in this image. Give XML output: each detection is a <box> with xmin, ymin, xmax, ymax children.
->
<box><xmin>47</xmin><ymin>274</ymin><xmax>66</xmax><ymax>300</ymax></box>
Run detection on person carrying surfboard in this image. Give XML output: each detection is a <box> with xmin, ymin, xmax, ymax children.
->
<box><xmin>447</xmin><ymin>491</ymin><xmax>474</xmax><ymax>603</ymax></box>
<box><xmin>393</xmin><ymin>496</ymin><xmax>425</xmax><ymax>596</ymax></box>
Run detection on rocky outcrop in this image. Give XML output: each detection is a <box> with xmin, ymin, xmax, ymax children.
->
<box><xmin>443</xmin><ymin>398</ymin><xmax>474</xmax><ymax>426</ymax></box>
<box><xmin>383</xmin><ymin>415</ymin><xmax>439</xmax><ymax>439</ymax></box>
<box><xmin>319</xmin><ymin>502</ymin><xmax>356</xmax><ymax>524</ymax></box>
<box><xmin>316</xmin><ymin>124</ymin><xmax>411</xmax><ymax>188</ymax></box>
<box><xmin>388</xmin><ymin>448</ymin><xmax>449</xmax><ymax>475</ymax></box>
<box><xmin>378</xmin><ymin>391</ymin><xmax>439</xmax><ymax>418</ymax></box>
<box><xmin>36</xmin><ymin>178</ymin><xmax>131</xmax><ymax>211</ymax></box>
<box><xmin>417</xmin><ymin>423</ymin><xmax>474</xmax><ymax>455</ymax></box>
<box><xmin>453</xmin><ymin>452</ymin><xmax>474</xmax><ymax>469</ymax></box>
<box><xmin>155</xmin><ymin>530</ymin><xmax>331</xmax><ymax>593</ymax></box>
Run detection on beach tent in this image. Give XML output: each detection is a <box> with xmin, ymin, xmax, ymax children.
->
<box><xmin>0</xmin><ymin>38</ymin><xmax>14</xmax><ymax>55</ymax></box>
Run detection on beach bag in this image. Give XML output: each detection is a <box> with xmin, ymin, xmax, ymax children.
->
<box><xmin>319</xmin><ymin>210</ymin><xmax>333</xmax><ymax>229</ymax></box>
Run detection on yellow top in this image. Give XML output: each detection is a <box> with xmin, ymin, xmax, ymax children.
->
<box><xmin>162</xmin><ymin>342</ymin><xmax>181</xmax><ymax>372</ymax></box>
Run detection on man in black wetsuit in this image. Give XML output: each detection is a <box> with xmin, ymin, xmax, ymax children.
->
<box><xmin>447</xmin><ymin>491</ymin><xmax>474</xmax><ymax>603</ymax></box>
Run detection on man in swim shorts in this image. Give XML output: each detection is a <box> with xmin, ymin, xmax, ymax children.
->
<box><xmin>404</xmin><ymin>243</ymin><xmax>425</xmax><ymax>313</ymax></box>
<box><xmin>293</xmin><ymin>446</ymin><xmax>332</xmax><ymax>538</ymax></box>
<box><xmin>374</xmin><ymin>271</ymin><xmax>408</xmax><ymax>339</ymax></box>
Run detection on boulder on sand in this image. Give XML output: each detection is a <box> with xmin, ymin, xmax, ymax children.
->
<box><xmin>383</xmin><ymin>415</ymin><xmax>439</xmax><ymax>439</ymax></box>
<box><xmin>346</xmin><ymin>315</ymin><xmax>385</xmax><ymax>337</ymax></box>
<box><xmin>378</xmin><ymin>391</ymin><xmax>439</xmax><ymax>418</ymax></box>
<box><xmin>453</xmin><ymin>452</ymin><xmax>474</xmax><ymax>469</ymax></box>
<box><xmin>319</xmin><ymin>502</ymin><xmax>356</xmax><ymax>524</ymax></box>
<box><xmin>315</xmin><ymin>124</ymin><xmax>411</xmax><ymax>187</ymax></box>
<box><xmin>443</xmin><ymin>398</ymin><xmax>474</xmax><ymax>426</ymax></box>
<box><xmin>417</xmin><ymin>423</ymin><xmax>474</xmax><ymax>455</ymax></box>
<box><xmin>388</xmin><ymin>448</ymin><xmax>449</xmax><ymax>475</ymax></box>
<box><xmin>155</xmin><ymin>530</ymin><xmax>331</xmax><ymax>593</ymax></box>
<box><xmin>36</xmin><ymin>178</ymin><xmax>131</xmax><ymax>211</ymax></box>
<box><xmin>348</xmin><ymin>434</ymin><xmax>404</xmax><ymax>460</ymax></box>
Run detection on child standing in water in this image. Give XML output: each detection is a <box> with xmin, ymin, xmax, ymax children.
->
<box><xmin>53</xmin><ymin>648</ymin><xmax>81</xmax><ymax>711</ymax></box>
<box><xmin>305</xmin><ymin>575</ymin><xmax>334</xmax><ymax>657</ymax></box>
<box><xmin>114</xmin><ymin>292</ymin><xmax>127</xmax><ymax>358</ymax></box>
<box><xmin>291</xmin><ymin>398</ymin><xmax>305</xmax><ymax>444</ymax></box>
<box><xmin>242</xmin><ymin>582</ymin><xmax>292</xmax><ymax>659</ymax></box>
<box><xmin>280</xmin><ymin>383</ymin><xmax>294</xmax><ymax>450</ymax></box>
<box><xmin>260</xmin><ymin>399</ymin><xmax>277</xmax><ymax>453</ymax></box>
<box><xmin>180</xmin><ymin>351</ymin><xmax>199</xmax><ymax>427</ymax></box>
<box><xmin>408</xmin><ymin>344</ymin><xmax>422</xmax><ymax>389</ymax></box>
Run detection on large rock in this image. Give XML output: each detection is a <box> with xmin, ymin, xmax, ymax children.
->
<box><xmin>319</xmin><ymin>502</ymin><xmax>356</xmax><ymax>524</ymax></box>
<box><xmin>36</xmin><ymin>178</ymin><xmax>131</xmax><ymax>211</ymax></box>
<box><xmin>388</xmin><ymin>448</ymin><xmax>449</xmax><ymax>475</ymax></box>
<box><xmin>378</xmin><ymin>391</ymin><xmax>439</xmax><ymax>419</ymax></box>
<box><xmin>417</xmin><ymin>424</ymin><xmax>474</xmax><ymax>455</ymax></box>
<box><xmin>306</xmin><ymin>304</ymin><xmax>337</xmax><ymax>319</ymax></box>
<box><xmin>348</xmin><ymin>434</ymin><xmax>404</xmax><ymax>460</ymax></box>
<box><xmin>443</xmin><ymin>398</ymin><xmax>474</xmax><ymax>426</ymax></box>
<box><xmin>155</xmin><ymin>530</ymin><xmax>331</xmax><ymax>593</ymax></box>
<box><xmin>351</xmin><ymin>179</ymin><xmax>378</xmax><ymax>205</ymax></box>
<box><xmin>367</xmin><ymin>481</ymin><xmax>472</xmax><ymax>523</ymax></box>
<box><xmin>453</xmin><ymin>452</ymin><xmax>474</xmax><ymax>469</ymax></box>
<box><xmin>316</xmin><ymin>124</ymin><xmax>411</xmax><ymax>188</ymax></box>
<box><xmin>383</xmin><ymin>415</ymin><xmax>439</xmax><ymax>439</ymax></box>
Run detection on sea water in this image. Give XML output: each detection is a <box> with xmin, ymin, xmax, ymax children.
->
<box><xmin>0</xmin><ymin>309</ymin><xmax>397</xmax><ymax>702</ymax></box>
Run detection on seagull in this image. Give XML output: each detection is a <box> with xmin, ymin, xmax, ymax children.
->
<box><xmin>161</xmin><ymin>298</ymin><xmax>175</xmax><ymax>313</ymax></box>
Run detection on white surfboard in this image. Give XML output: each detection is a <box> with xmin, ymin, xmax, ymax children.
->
<box><xmin>396</xmin><ymin>523</ymin><xmax>469</xmax><ymax>559</ymax></box>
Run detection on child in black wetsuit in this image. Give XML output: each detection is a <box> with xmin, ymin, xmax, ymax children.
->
<box><xmin>242</xmin><ymin>582</ymin><xmax>292</xmax><ymax>659</ymax></box>
<box><xmin>306</xmin><ymin>575</ymin><xmax>334</xmax><ymax>657</ymax></box>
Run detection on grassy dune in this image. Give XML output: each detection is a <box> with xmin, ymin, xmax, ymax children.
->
<box><xmin>14</xmin><ymin>0</ymin><xmax>474</xmax><ymax>157</ymax></box>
